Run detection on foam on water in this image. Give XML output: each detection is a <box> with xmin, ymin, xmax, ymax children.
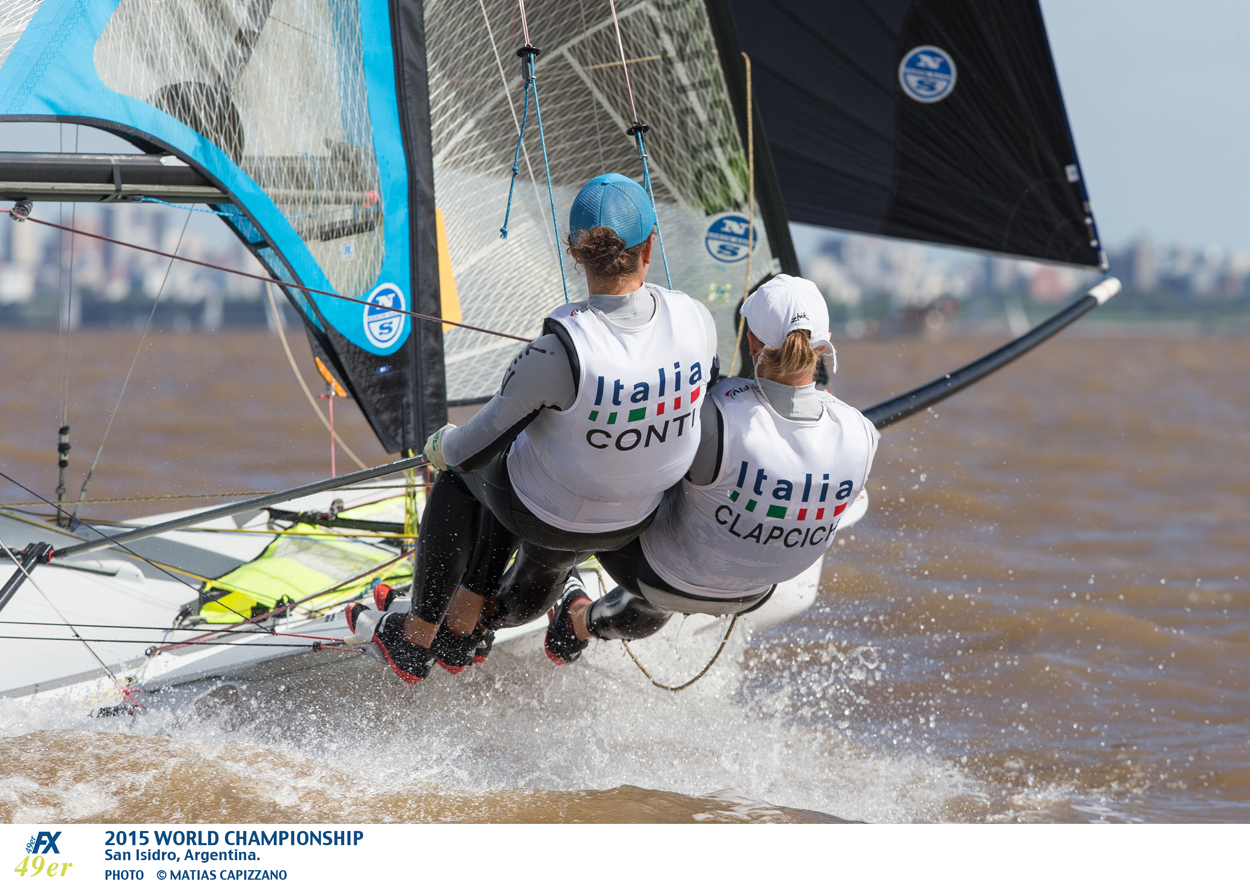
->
<box><xmin>0</xmin><ymin>620</ymin><xmax>979</xmax><ymax>823</ymax></box>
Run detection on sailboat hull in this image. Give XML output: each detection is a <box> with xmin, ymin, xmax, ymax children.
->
<box><xmin>1</xmin><ymin>487</ymin><xmax>868</xmax><ymax>705</ymax></box>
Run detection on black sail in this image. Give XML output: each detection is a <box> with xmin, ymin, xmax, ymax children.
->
<box><xmin>722</xmin><ymin>0</ymin><xmax>1105</xmax><ymax>267</ymax></box>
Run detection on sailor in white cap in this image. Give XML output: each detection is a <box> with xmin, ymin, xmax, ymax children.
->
<box><xmin>544</xmin><ymin>274</ymin><xmax>878</xmax><ymax>662</ymax></box>
<box><xmin>358</xmin><ymin>173</ymin><xmax>718</xmax><ymax>683</ymax></box>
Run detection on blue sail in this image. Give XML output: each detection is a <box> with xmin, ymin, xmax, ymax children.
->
<box><xmin>0</xmin><ymin>0</ymin><xmax>445</xmax><ymax>452</ymax></box>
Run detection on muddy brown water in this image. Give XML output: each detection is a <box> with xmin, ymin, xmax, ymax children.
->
<box><xmin>1</xmin><ymin>327</ymin><xmax>1246</xmax><ymax>822</ymax></box>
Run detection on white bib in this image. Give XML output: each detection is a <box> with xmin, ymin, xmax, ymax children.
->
<box><xmin>508</xmin><ymin>285</ymin><xmax>710</xmax><ymax>533</ymax></box>
<box><xmin>641</xmin><ymin>378</ymin><xmax>877</xmax><ymax>597</ymax></box>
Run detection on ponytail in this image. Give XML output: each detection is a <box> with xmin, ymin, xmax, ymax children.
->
<box><xmin>755</xmin><ymin>329</ymin><xmax>820</xmax><ymax>380</ymax></box>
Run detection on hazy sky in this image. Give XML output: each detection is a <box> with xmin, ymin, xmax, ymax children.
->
<box><xmin>1040</xmin><ymin>0</ymin><xmax>1250</xmax><ymax>252</ymax></box>
<box><xmin>2</xmin><ymin>1</ymin><xmax>1245</xmax><ymax>255</ymax></box>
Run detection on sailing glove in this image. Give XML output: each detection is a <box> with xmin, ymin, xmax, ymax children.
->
<box><xmin>423</xmin><ymin>423</ymin><xmax>456</xmax><ymax>471</ymax></box>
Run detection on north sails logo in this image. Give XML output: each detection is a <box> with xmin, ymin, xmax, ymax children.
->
<box><xmin>898</xmin><ymin>45</ymin><xmax>957</xmax><ymax>103</ymax></box>
<box><xmin>362</xmin><ymin>283</ymin><xmax>406</xmax><ymax>349</ymax></box>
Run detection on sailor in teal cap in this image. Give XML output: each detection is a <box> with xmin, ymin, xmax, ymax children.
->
<box><xmin>357</xmin><ymin>174</ymin><xmax>718</xmax><ymax>683</ymax></box>
<box><xmin>567</xmin><ymin>172</ymin><xmax>658</xmax><ymax>250</ymax></box>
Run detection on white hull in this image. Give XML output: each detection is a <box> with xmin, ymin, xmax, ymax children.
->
<box><xmin>1</xmin><ymin>486</ymin><xmax>868</xmax><ymax>707</ymax></box>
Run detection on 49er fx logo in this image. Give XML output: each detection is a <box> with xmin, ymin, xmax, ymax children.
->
<box><xmin>14</xmin><ymin>831</ymin><xmax>73</xmax><ymax>878</ymax></box>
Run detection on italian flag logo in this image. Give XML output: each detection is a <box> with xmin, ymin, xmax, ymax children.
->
<box><xmin>588</xmin><ymin>384</ymin><xmax>701</xmax><ymax>424</ymax></box>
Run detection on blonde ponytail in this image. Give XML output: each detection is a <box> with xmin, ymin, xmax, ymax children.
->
<box><xmin>755</xmin><ymin>329</ymin><xmax>819</xmax><ymax>380</ymax></box>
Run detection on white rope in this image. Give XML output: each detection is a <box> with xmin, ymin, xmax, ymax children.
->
<box><xmin>607</xmin><ymin>0</ymin><xmax>639</xmax><ymax>123</ymax></box>
<box><xmin>266</xmin><ymin>283</ymin><xmax>369</xmax><ymax>471</ymax></box>
<box><xmin>0</xmin><ymin>534</ymin><xmax>138</xmax><ymax>707</ymax></box>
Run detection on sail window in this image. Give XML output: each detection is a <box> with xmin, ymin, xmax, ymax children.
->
<box><xmin>94</xmin><ymin>0</ymin><xmax>386</xmax><ymax>299</ymax></box>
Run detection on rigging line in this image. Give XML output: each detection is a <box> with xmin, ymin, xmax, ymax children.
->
<box><xmin>607</xmin><ymin>0</ymin><xmax>639</xmax><ymax>123</ymax></box>
<box><xmin>62</xmin><ymin>125</ymin><xmax>80</xmax><ymax>424</ymax></box>
<box><xmin>55</xmin><ymin>195</ymin><xmax>69</xmax><ymax>520</ymax></box>
<box><xmin>0</xmin><ymin>635</ymin><xmax>341</xmax><ymax>649</ymax></box>
<box><xmin>132</xmin><ymin>198</ymin><xmax>233</xmax><ymax>216</ymax></box>
<box><xmin>266</xmin><ymin>283</ymin><xmax>368</xmax><ymax>471</ymax></box>
<box><xmin>498</xmin><ymin>57</ymin><xmax>534</xmax><ymax>239</ymax></box>
<box><xmin>500</xmin><ymin>6</ymin><xmax>570</xmax><ymax>303</ymax></box>
<box><xmin>0</xmin><ymin>468</ymin><xmax>261</xmax><ymax>626</ymax></box>
<box><xmin>516</xmin><ymin>0</ymin><xmax>531</xmax><ymax>45</ymax></box>
<box><xmin>607</xmin><ymin>0</ymin><xmax>671</xmax><ymax>288</ymax></box>
<box><xmin>1</xmin><ymin>491</ymin><xmax>277</xmax><ymax>507</ymax></box>
<box><xmin>529</xmin><ymin>56</ymin><xmax>571</xmax><ymax>303</ymax></box>
<box><xmin>2</xmin><ymin>619</ymin><xmax>284</xmax><ymax>631</ymax></box>
<box><xmin>621</xmin><ymin>615</ymin><xmax>738</xmax><ymax>692</ymax></box>
<box><xmin>131</xmin><ymin>528</ymin><xmax>409</xmax><ymax>546</ymax></box>
<box><xmin>478</xmin><ymin>0</ymin><xmax>551</xmax><ymax>252</ymax></box>
<box><xmin>62</xmin><ymin>203</ymin><xmax>78</xmax><ymax>414</ymax></box>
<box><xmin>151</xmin><ymin>549</ymin><xmax>410</xmax><ymax>654</ymax></box>
<box><xmin>54</xmin><ymin>125</ymin><xmax>81</xmax><ymax>523</ymax></box>
<box><xmin>9</xmin><ymin>212</ymin><xmax>532</xmax><ymax>344</ymax></box>
<box><xmin>733</xmin><ymin>52</ymin><xmax>756</xmax><ymax>376</ymax></box>
<box><xmin>0</xmin><ymin>482</ymin><xmax>429</xmax><ymax>508</ymax></box>
<box><xmin>72</xmin><ymin>208</ymin><xmax>194</xmax><ymax>520</ymax></box>
<box><xmin>0</xmin><ymin>534</ymin><xmax>141</xmax><ymax>708</ymax></box>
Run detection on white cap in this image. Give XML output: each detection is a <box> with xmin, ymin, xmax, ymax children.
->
<box><xmin>739</xmin><ymin>274</ymin><xmax>837</xmax><ymax>375</ymax></box>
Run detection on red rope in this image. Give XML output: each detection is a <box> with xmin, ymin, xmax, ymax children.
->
<box><xmin>12</xmin><ymin>211</ymin><xmax>531</xmax><ymax>343</ymax></box>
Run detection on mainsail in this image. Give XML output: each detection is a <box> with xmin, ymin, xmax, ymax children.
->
<box><xmin>0</xmin><ymin>0</ymin><xmax>445</xmax><ymax>452</ymax></box>
<box><xmin>425</xmin><ymin>0</ymin><xmax>791</xmax><ymax>404</ymax></box>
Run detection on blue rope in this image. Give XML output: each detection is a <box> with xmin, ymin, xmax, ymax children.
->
<box><xmin>499</xmin><ymin>48</ymin><xmax>569</xmax><ymax>303</ymax></box>
<box><xmin>498</xmin><ymin>71</ymin><xmax>533</xmax><ymax>240</ymax></box>
<box><xmin>633</xmin><ymin>128</ymin><xmax>671</xmax><ymax>289</ymax></box>
<box><xmin>134</xmin><ymin>197</ymin><xmax>234</xmax><ymax>217</ymax></box>
<box><xmin>528</xmin><ymin>55</ymin><xmax>569</xmax><ymax>303</ymax></box>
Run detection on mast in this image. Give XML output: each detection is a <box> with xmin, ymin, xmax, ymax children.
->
<box><xmin>704</xmin><ymin>0</ymin><xmax>800</xmax><ymax>277</ymax></box>
<box><xmin>388</xmin><ymin>0</ymin><xmax>447</xmax><ymax>450</ymax></box>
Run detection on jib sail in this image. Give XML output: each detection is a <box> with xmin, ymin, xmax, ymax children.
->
<box><xmin>0</xmin><ymin>0</ymin><xmax>445</xmax><ymax>452</ymax></box>
<box><xmin>722</xmin><ymin>0</ymin><xmax>1106</xmax><ymax>269</ymax></box>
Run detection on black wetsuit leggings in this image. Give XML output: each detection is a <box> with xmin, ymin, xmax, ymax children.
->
<box><xmin>590</xmin><ymin>539</ymin><xmax>774</xmax><ymax>640</ymax></box>
<box><xmin>411</xmin><ymin>453</ymin><xmax>652</xmax><ymax>632</ymax></box>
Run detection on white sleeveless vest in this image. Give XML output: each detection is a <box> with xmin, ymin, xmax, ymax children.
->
<box><xmin>640</xmin><ymin>378</ymin><xmax>877</xmax><ymax>597</ymax></box>
<box><xmin>508</xmin><ymin>285</ymin><xmax>710</xmax><ymax>533</ymax></box>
